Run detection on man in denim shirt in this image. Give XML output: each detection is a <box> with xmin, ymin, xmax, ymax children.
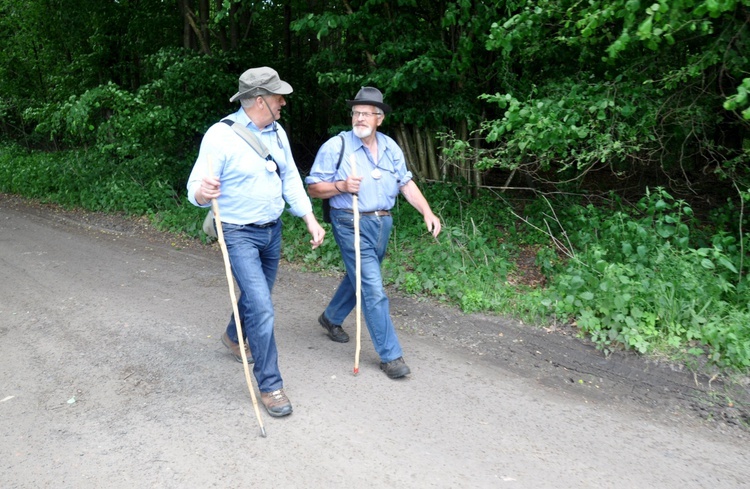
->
<box><xmin>306</xmin><ymin>87</ymin><xmax>441</xmax><ymax>379</ymax></box>
<box><xmin>188</xmin><ymin>67</ymin><xmax>325</xmax><ymax>416</ymax></box>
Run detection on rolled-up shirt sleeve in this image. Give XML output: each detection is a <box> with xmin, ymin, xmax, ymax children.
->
<box><xmin>305</xmin><ymin>136</ymin><xmax>343</xmax><ymax>186</ymax></box>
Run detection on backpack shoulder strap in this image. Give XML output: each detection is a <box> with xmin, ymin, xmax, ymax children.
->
<box><xmin>221</xmin><ymin>119</ymin><xmax>280</xmax><ymax>178</ymax></box>
<box><xmin>221</xmin><ymin>119</ymin><xmax>270</xmax><ymax>159</ymax></box>
<box><xmin>336</xmin><ymin>134</ymin><xmax>345</xmax><ymax>170</ymax></box>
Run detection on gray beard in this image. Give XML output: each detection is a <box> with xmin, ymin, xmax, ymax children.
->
<box><xmin>353</xmin><ymin>126</ymin><xmax>372</xmax><ymax>139</ymax></box>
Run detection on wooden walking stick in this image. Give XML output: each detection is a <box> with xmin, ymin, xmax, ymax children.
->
<box><xmin>208</xmin><ymin>158</ymin><xmax>267</xmax><ymax>438</ymax></box>
<box><xmin>350</xmin><ymin>154</ymin><xmax>362</xmax><ymax>375</ymax></box>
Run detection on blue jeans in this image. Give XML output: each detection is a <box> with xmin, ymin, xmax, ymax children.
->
<box><xmin>222</xmin><ymin>220</ymin><xmax>283</xmax><ymax>393</ymax></box>
<box><xmin>325</xmin><ymin>209</ymin><xmax>403</xmax><ymax>363</ymax></box>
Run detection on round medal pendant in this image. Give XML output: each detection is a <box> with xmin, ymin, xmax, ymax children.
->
<box><xmin>371</xmin><ymin>168</ymin><xmax>382</xmax><ymax>180</ymax></box>
<box><xmin>266</xmin><ymin>161</ymin><xmax>277</xmax><ymax>173</ymax></box>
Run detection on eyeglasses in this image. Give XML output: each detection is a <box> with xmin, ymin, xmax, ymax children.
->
<box><xmin>351</xmin><ymin>110</ymin><xmax>382</xmax><ymax>119</ymax></box>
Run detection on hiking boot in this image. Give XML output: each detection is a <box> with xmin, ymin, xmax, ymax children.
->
<box><xmin>261</xmin><ymin>389</ymin><xmax>293</xmax><ymax>417</ymax></box>
<box><xmin>318</xmin><ymin>314</ymin><xmax>349</xmax><ymax>343</ymax></box>
<box><xmin>380</xmin><ymin>357</ymin><xmax>411</xmax><ymax>379</ymax></box>
<box><xmin>221</xmin><ymin>332</ymin><xmax>254</xmax><ymax>364</ymax></box>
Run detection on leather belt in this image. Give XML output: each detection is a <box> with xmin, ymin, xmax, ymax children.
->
<box><xmin>249</xmin><ymin>220</ymin><xmax>277</xmax><ymax>228</ymax></box>
<box><xmin>338</xmin><ymin>209</ymin><xmax>390</xmax><ymax>217</ymax></box>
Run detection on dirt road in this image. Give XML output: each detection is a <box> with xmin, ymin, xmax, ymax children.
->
<box><xmin>1</xmin><ymin>193</ymin><xmax>749</xmax><ymax>488</ymax></box>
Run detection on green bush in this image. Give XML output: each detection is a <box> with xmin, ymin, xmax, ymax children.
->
<box><xmin>22</xmin><ymin>48</ymin><xmax>239</xmax><ymax>190</ymax></box>
<box><xmin>0</xmin><ymin>145</ymin><xmax>180</xmax><ymax>215</ymax></box>
<box><xmin>478</xmin><ymin>78</ymin><xmax>650</xmax><ymax>176</ymax></box>
<box><xmin>542</xmin><ymin>188</ymin><xmax>750</xmax><ymax>368</ymax></box>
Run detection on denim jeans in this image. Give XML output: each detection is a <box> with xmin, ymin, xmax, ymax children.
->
<box><xmin>222</xmin><ymin>220</ymin><xmax>283</xmax><ymax>393</ymax></box>
<box><xmin>325</xmin><ymin>208</ymin><xmax>403</xmax><ymax>363</ymax></box>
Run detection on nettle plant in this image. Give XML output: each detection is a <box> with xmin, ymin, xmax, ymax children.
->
<box><xmin>383</xmin><ymin>185</ymin><xmax>518</xmax><ymax>312</ymax></box>
<box><xmin>544</xmin><ymin>188</ymin><xmax>750</xmax><ymax>368</ymax></box>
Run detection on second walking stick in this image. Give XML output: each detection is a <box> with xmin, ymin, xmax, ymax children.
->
<box><xmin>350</xmin><ymin>154</ymin><xmax>362</xmax><ymax>375</ymax></box>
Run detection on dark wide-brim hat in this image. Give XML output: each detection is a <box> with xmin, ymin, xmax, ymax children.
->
<box><xmin>346</xmin><ymin>86</ymin><xmax>391</xmax><ymax>114</ymax></box>
<box><xmin>229</xmin><ymin>67</ymin><xmax>293</xmax><ymax>102</ymax></box>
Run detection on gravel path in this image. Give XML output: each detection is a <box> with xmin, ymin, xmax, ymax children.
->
<box><xmin>1</xmin><ymin>193</ymin><xmax>748</xmax><ymax>488</ymax></box>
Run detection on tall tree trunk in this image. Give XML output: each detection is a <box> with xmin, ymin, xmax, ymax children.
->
<box><xmin>240</xmin><ymin>7</ymin><xmax>254</xmax><ymax>45</ymax></box>
<box><xmin>343</xmin><ymin>0</ymin><xmax>376</xmax><ymax>67</ymax></box>
<box><xmin>199</xmin><ymin>0</ymin><xmax>211</xmax><ymax>55</ymax></box>
<box><xmin>438</xmin><ymin>131</ymin><xmax>448</xmax><ymax>180</ymax></box>
<box><xmin>397</xmin><ymin>123</ymin><xmax>419</xmax><ymax>179</ymax></box>
<box><xmin>214</xmin><ymin>0</ymin><xmax>228</xmax><ymax>52</ymax></box>
<box><xmin>181</xmin><ymin>0</ymin><xmax>192</xmax><ymax>49</ymax></box>
<box><xmin>284</xmin><ymin>3</ymin><xmax>292</xmax><ymax>59</ymax></box>
<box><xmin>414</xmin><ymin>125</ymin><xmax>428</xmax><ymax>178</ymax></box>
<box><xmin>458</xmin><ymin>119</ymin><xmax>469</xmax><ymax>183</ymax></box>
<box><xmin>130</xmin><ymin>54</ymin><xmax>141</xmax><ymax>90</ymax></box>
<box><xmin>427</xmin><ymin>130</ymin><xmax>440</xmax><ymax>181</ymax></box>
<box><xmin>230</xmin><ymin>1</ymin><xmax>239</xmax><ymax>49</ymax></box>
<box><xmin>183</xmin><ymin>0</ymin><xmax>209</xmax><ymax>53</ymax></box>
<box><xmin>472</xmin><ymin>130</ymin><xmax>481</xmax><ymax>196</ymax></box>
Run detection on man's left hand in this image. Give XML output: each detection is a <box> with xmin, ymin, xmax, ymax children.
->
<box><xmin>303</xmin><ymin>213</ymin><xmax>326</xmax><ymax>249</ymax></box>
<box><xmin>424</xmin><ymin>212</ymin><xmax>442</xmax><ymax>238</ymax></box>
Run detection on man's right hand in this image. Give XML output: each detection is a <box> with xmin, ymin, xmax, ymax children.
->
<box><xmin>197</xmin><ymin>175</ymin><xmax>221</xmax><ymax>204</ymax></box>
<box><xmin>342</xmin><ymin>175</ymin><xmax>363</xmax><ymax>194</ymax></box>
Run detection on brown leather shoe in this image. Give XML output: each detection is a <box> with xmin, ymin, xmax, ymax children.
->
<box><xmin>221</xmin><ymin>332</ymin><xmax>254</xmax><ymax>364</ymax></box>
<box><xmin>318</xmin><ymin>314</ymin><xmax>349</xmax><ymax>343</ymax></box>
<box><xmin>261</xmin><ymin>389</ymin><xmax>293</xmax><ymax>417</ymax></box>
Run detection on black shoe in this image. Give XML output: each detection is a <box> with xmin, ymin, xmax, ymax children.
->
<box><xmin>380</xmin><ymin>357</ymin><xmax>411</xmax><ymax>379</ymax></box>
<box><xmin>318</xmin><ymin>314</ymin><xmax>349</xmax><ymax>343</ymax></box>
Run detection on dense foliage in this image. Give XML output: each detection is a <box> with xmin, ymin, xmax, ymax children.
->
<box><xmin>0</xmin><ymin>0</ymin><xmax>749</xmax><ymax>372</ymax></box>
<box><xmin>477</xmin><ymin>0</ymin><xmax>750</xmax><ymax>191</ymax></box>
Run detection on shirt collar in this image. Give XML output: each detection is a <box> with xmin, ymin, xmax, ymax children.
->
<box><xmin>234</xmin><ymin>107</ymin><xmax>275</xmax><ymax>132</ymax></box>
<box><xmin>349</xmin><ymin>130</ymin><xmax>389</xmax><ymax>159</ymax></box>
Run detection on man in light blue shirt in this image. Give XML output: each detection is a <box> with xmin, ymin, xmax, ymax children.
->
<box><xmin>306</xmin><ymin>87</ymin><xmax>441</xmax><ymax>379</ymax></box>
<box><xmin>188</xmin><ymin>67</ymin><xmax>325</xmax><ymax>417</ymax></box>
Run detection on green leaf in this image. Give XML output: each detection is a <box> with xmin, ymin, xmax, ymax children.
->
<box><xmin>637</xmin><ymin>17</ymin><xmax>653</xmax><ymax>38</ymax></box>
<box><xmin>718</xmin><ymin>257</ymin><xmax>738</xmax><ymax>273</ymax></box>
